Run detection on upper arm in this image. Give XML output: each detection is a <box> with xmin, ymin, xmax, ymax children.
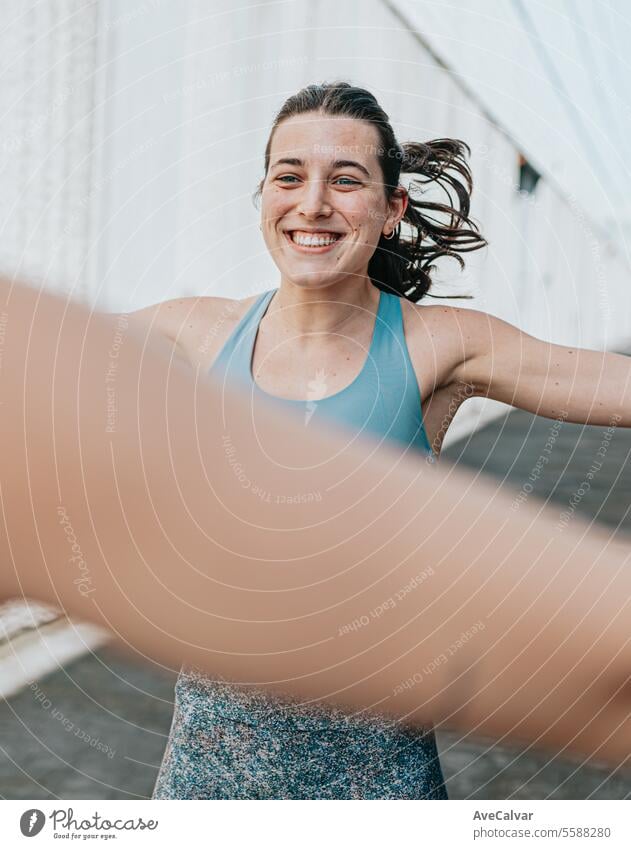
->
<box><xmin>403</xmin><ymin>302</ymin><xmax>489</xmax><ymax>398</ymax></box>
<box><xmin>444</xmin><ymin>307</ymin><xmax>569</xmax><ymax>412</ymax></box>
<box><xmin>129</xmin><ymin>298</ymin><xmax>215</xmax><ymax>364</ymax></box>
<box><xmin>444</xmin><ymin>308</ymin><xmax>629</xmax><ymax>424</ymax></box>
<box><xmin>128</xmin><ymin>298</ymin><xmax>190</xmax><ymax>342</ymax></box>
<box><xmin>127</xmin><ymin>299</ymin><xmax>196</xmax><ymax>365</ymax></box>
<box><xmin>409</xmin><ymin>302</ymin><xmax>569</xmax><ymax>408</ymax></box>
<box><xmin>443</xmin><ymin>307</ymin><xmax>537</xmax><ymax>401</ymax></box>
<box><xmin>127</xmin><ymin>295</ymin><xmax>244</xmax><ymax>369</ymax></box>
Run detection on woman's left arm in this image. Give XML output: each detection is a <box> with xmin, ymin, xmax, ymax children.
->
<box><xmin>446</xmin><ymin>308</ymin><xmax>631</xmax><ymax>426</ymax></box>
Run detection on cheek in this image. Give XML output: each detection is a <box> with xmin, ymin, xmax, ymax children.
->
<box><xmin>344</xmin><ymin>195</ymin><xmax>385</xmax><ymax>234</ymax></box>
<box><xmin>261</xmin><ymin>187</ymin><xmax>289</xmax><ymax>221</ymax></box>
<box><xmin>349</xmin><ymin>214</ymin><xmax>385</xmax><ymax>245</ymax></box>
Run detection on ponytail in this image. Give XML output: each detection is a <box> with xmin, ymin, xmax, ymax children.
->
<box><xmin>369</xmin><ymin>138</ymin><xmax>487</xmax><ymax>301</ymax></box>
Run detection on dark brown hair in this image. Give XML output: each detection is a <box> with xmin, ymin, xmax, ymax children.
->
<box><xmin>254</xmin><ymin>80</ymin><xmax>488</xmax><ymax>302</ymax></box>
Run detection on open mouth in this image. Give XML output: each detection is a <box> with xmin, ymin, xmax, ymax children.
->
<box><xmin>284</xmin><ymin>230</ymin><xmax>345</xmax><ymax>252</ymax></box>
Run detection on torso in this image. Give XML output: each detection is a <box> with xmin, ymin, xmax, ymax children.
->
<box><xmin>151</xmin><ymin>286</ymin><xmax>458</xmax><ymax>800</ymax></box>
<box><xmin>163</xmin><ymin>289</ymin><xmax>474</xmax><ymax>456</ymax></box>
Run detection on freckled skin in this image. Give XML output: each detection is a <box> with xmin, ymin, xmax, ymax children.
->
<box><xmin>259</xmin><ymin>113</ymin><xmax>406</xmax><ymax>295</ymax></box>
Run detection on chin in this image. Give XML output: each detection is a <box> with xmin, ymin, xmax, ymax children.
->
<box><xmin>282</xmin><ymin>269</ymin><xmax>344</xmax><ymax>289</ymax></box>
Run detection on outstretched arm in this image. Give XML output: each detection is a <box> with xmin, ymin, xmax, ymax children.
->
<box><xmin>0</xmin><ymin>277</ymin><xmax>630</xmax><ymax>765</ymax></box>
<box><xmin>444</xmin><ymin>308</ymin><xmax>631</xmax><ymax>426</ymax></box>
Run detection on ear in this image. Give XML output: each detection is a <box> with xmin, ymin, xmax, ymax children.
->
<box><xmin>387</xmin><ymin>186</ymin><xmax>408</xmax><ymax>230</ymax></box>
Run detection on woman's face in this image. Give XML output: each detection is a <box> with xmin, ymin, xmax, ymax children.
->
<box><xmin>260</xmin><ymin>112</ymin><xmax>406</xmax><ymax>290</ymax></box>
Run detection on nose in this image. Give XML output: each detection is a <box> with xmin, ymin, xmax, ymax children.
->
<box><xmin>297</xmin><ymin>176</ymin><xmax>332</xmax><ymax>219</ymax></box>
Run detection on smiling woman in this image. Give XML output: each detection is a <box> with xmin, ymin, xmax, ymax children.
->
<box><xmin>253</xmin><ymin>80</ymin><xmax>487</xmax><ymax>302</ymax></box>
<box><xmin>9</xmin><ymin>78</ymin><xmax>627</xmax><ymax>802</ymax></box>
<box><xmin>148</xmin><ymin>81</ymin><xmax>494</xmax><ymax>800</ymax></box>
<box><xmin>144</xmin><ymin>80</ymin><xmax>631</xmax><ymax>800</ymax></box>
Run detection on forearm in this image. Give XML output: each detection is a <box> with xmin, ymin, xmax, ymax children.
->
<box><xmin>1</xmin><ymin>277</ymin><xmax>629</xmax><ymax>764</ymax></box>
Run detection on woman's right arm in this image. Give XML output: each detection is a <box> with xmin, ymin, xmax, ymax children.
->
<box><xmin>1</xmin><ymin>276</ymin><xmax>629</xmax><ymax>765</ymax></box>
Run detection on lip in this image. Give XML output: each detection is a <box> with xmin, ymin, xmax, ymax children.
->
<box><xmin>283</xmin><ymin>230</ymin><xmax>346</xmax><ymax>253</ymax></box>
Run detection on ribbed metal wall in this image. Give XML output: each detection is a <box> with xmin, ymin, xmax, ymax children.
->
<box><xmin>2</xmin><ymin>0</ymin><xmax>629</xmax><ymax>442</ymax></box>
<box><xmin>0</xmin><ymin>0</ymin><xmax>102</xmax><ymax>302</ymax></box>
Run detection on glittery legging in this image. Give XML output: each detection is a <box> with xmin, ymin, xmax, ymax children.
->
<box><xmin>152</xmin><ymin>666</ymin><xmax>448</xmax><ymax>800</ymax></box>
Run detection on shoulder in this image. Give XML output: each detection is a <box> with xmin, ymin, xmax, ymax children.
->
<box><xmin>400</xmin><ymin>297</ymin><xmax>492</xmax><ymax>334</ymax></box>
<box><xmin>128</xmin><ymin>292</ymin><xmax>259</xmax><ymax>334</ymax></box>
<box><xmin>127</xmin><ymin>292</ymin><xmax>263</xmax><ymax>368</ymax></box>
<box><xmin>399</xmin><ymin>298</ymin><xmax>501</xmax><ymax>392</ymax></box>
<box><xmin>400</xmin><ymin>298</ymin><xmax>506</xmax><ymax>352</ymax></box>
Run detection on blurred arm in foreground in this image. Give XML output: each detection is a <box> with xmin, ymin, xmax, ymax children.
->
<box><xmin>0</xmin><ymin>276</ymin><xmax>629</xmax><ymax>766</ymax></box>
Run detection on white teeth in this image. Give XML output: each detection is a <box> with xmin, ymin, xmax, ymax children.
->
<box><xmin>289</xmin><ymin>232</ymin><xmax>341</xmax><ymax>247</ymax></box>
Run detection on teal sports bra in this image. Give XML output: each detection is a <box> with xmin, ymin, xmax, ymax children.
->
<box><xmin>151</xmin><ymin>285</ymin><xmax>446</xmax><ymax>800</ymax></box>
<box><xmin>209</xmin><ymin>286</ymin><xmax>434</xmax><ymax>459</ymax></box>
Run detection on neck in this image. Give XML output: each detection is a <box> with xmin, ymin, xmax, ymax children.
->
<box><xmin>267</xmin><ymin>276</ymin><xmax>379</xmax><ymax>336</ymax></box>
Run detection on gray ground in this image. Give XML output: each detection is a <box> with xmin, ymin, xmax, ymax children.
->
<box><xmin>1</xmin><ymin>405</ymin><xmax>630</xmax><ymax>800</ymax></box>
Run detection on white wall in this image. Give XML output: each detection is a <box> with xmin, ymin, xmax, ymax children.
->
<box><xmin>0</xmin><ymin>0</ymin><xmax>102</xmax><ymax>303</ymax></box>
<box><xmin>391</xmin><ymin>0</ymin><xmax>631</xmax><ymax>248</ymax></box>
<box><xmin>3</xmin><ymin>0</ymin><xmax>630</xmax><ymax>446</ymax></box>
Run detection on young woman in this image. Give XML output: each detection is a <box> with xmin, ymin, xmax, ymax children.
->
<box><xmin>1</xmin><ymin>82</ymin><xmax>629</xmax><ymax>801</ymax></box>
<box><xmin>113</xmin><ymin>81</ymin><xmax>630</xmax><ymax>800</ymax></box>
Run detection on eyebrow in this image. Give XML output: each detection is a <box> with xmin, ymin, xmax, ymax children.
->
<box><xmin>270</xmin><ymin>157</ymin><xmax>371</xmax><ymax>178</ymax></box>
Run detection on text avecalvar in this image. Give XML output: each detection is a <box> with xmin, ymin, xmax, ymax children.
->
<box><xmin>473</xmin><ymin>811</ymin><xmax>534</xmax><ymax>821</ymax></box>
